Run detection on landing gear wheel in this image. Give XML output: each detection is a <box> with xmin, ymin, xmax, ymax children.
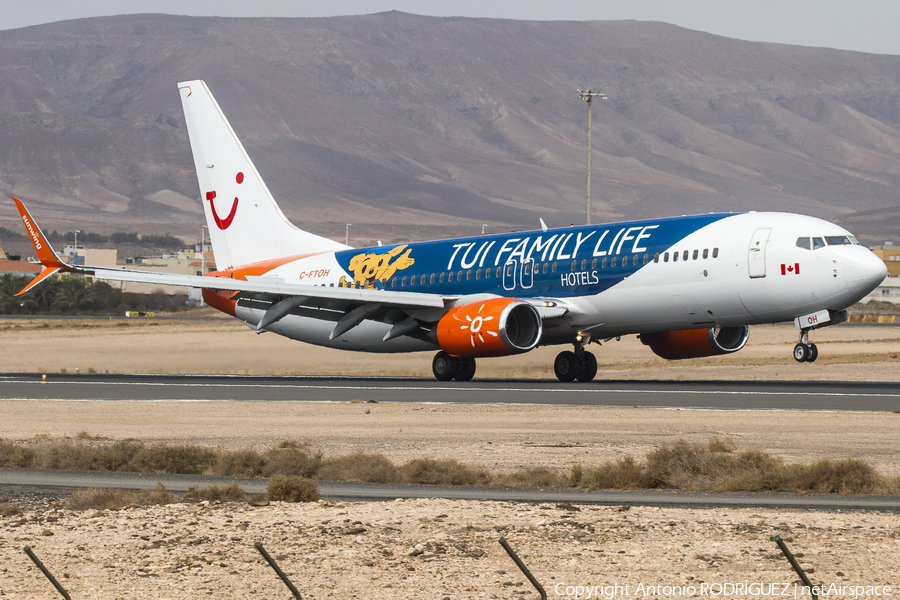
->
<box><xmin>554</xmin><ymin>351</ymin><xmax>579</xmax><ymax>382</ymax></box>
<box><xmin>807</xmin><ymin>343</ymin><xmax>818</xmax><ymax>363</ymax></box>
<box><xmin>454</xmin><ymin>357</ymin><xmax>477</xmax><ymax>382</ymax></box>
<box><xmin>432</xmin><ymin>351</ymin><xmax>458</xmax><ymax>381</ymax></box>
<box><xmin>793</xmin><ymin>343</ymin><xmax>809</xmax><ymax>363</ymax></box>
<box><xmin>575</xmin><ymin>351</ymin><xmax>598</xmax><ymax>382</ymax></box>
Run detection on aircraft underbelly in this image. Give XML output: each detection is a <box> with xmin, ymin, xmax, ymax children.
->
<box><xmin>235</xmin><ymin>305</ymin><xmax>437</xmax><ymax>353</ymax></box>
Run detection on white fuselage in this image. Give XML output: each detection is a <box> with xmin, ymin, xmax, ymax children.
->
<box><xmin>231</xmin><ymin>212</ymin><xmax>886</xmax><ymax>352</ymax></box>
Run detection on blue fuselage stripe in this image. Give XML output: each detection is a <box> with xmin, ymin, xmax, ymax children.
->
<box><xmin>335</xmin><ymin>213</ymin><xmax>737</xmax><ymax>298</ymax></box>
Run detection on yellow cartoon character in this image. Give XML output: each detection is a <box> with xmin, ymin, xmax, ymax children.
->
<box><xmin>339</xmin><ymin>244</ymin><xmax>414</xmax><ymax>289</ymax></box>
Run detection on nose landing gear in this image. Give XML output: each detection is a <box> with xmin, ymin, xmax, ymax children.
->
<box><xmin>554</xmin><ymin>340</ymin><xmax>597</xmax><ymax>382</ymax></box>
<box><xmin>792</xmin><ymin>330</ymin><xmax>818</xmax><ymax>363</ymax></box>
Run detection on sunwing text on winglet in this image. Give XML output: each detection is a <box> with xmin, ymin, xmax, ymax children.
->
<box><xmin>13</xmin><ymin>79</ymin><xmax>887</xmax><ymax>381</ymax></box>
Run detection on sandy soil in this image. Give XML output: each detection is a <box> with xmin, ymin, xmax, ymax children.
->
<box><xmin>2</xmin><ymin>499</ymin><xmax>899</xmax><ymax>599</ymax></box>
<box><xmin>1</xmin><ymin>401</ymin><xmax>900</xmax><ymax>478</ymax></box>
<box><xmin>1</xmin><ymin>317</ymin><xmax>899</xmax><ymax>598</ymax></box>
<box><xmin>1</xmin><ymin>317</ymin><xmax>898</xmax><ymax>380</ymax></box>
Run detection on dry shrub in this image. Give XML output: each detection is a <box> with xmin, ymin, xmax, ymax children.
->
<box><xmin>213</xmin><ymin>448</ymin><xmax>267</xmax><ymax>477</ymax></box>
<box><xmin>129</xmin><ymin>443</ymin><xmax>219</xmax><ymax>474</ymax></box>
<box><xmin>879</xmin><ymin>475</ymin><xmax>900</xmax><ymax>495</ymax></box>
<box><xmin>0</xmin><ymin>502</ymin><xmax>22</xmax><ymax>516</ymax></box>
<box><xmin>29</xmin><ymin>440</ymin><xmax>144</xmax><ymax>472</ymax></box>
<box><xmin>787</xmin><ymin>458</ymin><xmax>878</xmax><ymax>494</ymax></box>
<box><xmin>263</xmin><ymin>444</ymin><xmax>322</xmax><ymax>478</ymax></box>
<box><xmin>75</xmin><ymin>431</ymin><xmax>111</xmax><ymax>441</ymax></box>
<box><xmin>184</xmin><ymin>482</ymin><xmax>245</xmax><ymax>502</ymax></box>
<box><xmin>645</xmin><ymin>440</ymin><xmax>784</xmax><ymax>491</ymax></box>
<box><xmin>400</xmin><ymin>458</ymin><xmax>491</xmax><ymax>486</ymax></box>
<box><xmin>498</xmin><ymin>467</ymin><xmax>565</xmax><ymax>488</ymax></box>
<box><xmin>707</xmin><ymin>436</ymin><xmax>737</xmax><ymax>453</ymax></box>
<box><xmin>568</xmin><ymin>463</ymin><xmax>583</xmax><ymax>487</ymax></box>
<box><xmin>267</xmin><ymin>475</ymin><xmax>320</xmax><ymax>502</ymax></box>
<box><xmin>583</xmin><ymin>456</ymin><xmax>647</xmax><ymax>490</ymax></box>
<box><xmin>68</xmin><ymin>488</ymin><xmax>135</xmax><ymax>511</ymax></box>
<box><xmin>134</xmin><ymin>482</ymin><xmax>177</xmax><ymax>506</ymax></box>
<box><xmin>318</xmin><ymin>452</ymin><xmax>398</xmax><ymax>483</ymax></box>
<box><xmin>0</xmin><ymin>440</ymin><xmax>35</xmax><ymax>467</ymax></box>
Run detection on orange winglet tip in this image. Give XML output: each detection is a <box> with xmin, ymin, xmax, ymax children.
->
<box><xmin>10</xmin><ymin>196</ymin><xmax>66</xmax><ymax>269</ymax></box>
<box><xmin>15</xmin><ymin>266</ymin><xmax>61</xmax><ymax>296</ymax></box>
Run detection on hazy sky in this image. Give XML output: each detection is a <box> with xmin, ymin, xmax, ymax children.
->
<box><xmin>3</xmin><ymin>0</ymin><xmax>899</xmax><ymax>55</ymax></box>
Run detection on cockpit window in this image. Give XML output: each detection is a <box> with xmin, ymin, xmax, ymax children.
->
<box><xmin>796</xmin><ymin>237</ymin><xmax>811</xmax><ymax>250</ymax></box>
<box><xmin>848</xmin><ymin>235</ymin><xmax>860</xmax><ymax>245</ymax></box>
<box><xmin>812</xmin><ymin>237</ymin><xmax>826</xmax><ymax>250</ymax></box>
<box><xmin>825</xmin><ymin>235</ymin><xmax>851</xmax><ymax>246</ymax></box>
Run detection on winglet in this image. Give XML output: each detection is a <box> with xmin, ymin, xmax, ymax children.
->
<box><xmin>11</xmin><ymin>197</ymin><xmax>70</xmax><ymax>295</ymax></box>
<box><xmin>15</xmin><ymin>266</ymin><xmax>62</xmax><ymax>296</ymax></box>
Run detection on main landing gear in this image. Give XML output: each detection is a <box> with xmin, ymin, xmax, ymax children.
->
<box><xmin>554</xmin><ymin>342</ymin><xmax>597</xmax><ymax>382</ymax></box>
<box><xmin>793</xmin><ymin>329</ymin><xmax>818</xmax><ymax>363</ymax></box>
<box><xmin>432</xmin><ymin>351</ymin><xmax>477</xmax><ymax>382</ymax></box>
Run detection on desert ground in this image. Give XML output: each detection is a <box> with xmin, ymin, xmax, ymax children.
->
<box><xmin>1</xmin><ymin>316</ymin><xmax>898</xmax><ymax>598</ymax></box>
<box><xmin>0</xmin><ymin>314</ymin><xmax>898</xmax><ymax>380</ymax></box>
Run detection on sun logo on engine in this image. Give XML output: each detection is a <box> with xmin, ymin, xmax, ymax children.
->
<box><xmin>460</xmin><ymin>303</ymin><xmax>499</xmax><ymax>347</ymax></box>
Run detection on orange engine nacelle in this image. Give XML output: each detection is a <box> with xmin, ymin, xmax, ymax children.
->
<box><xmin>436</xmin><ymin>298</ymin><xmax>542</xmax><ymax>358</ymax></box>
<box><xmin>640</xmin><ymin>325</ymin><xmax>750</xmax><ymax>360</ymax></box>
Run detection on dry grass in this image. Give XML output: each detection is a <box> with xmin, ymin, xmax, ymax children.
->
<box><xmin>67</xmin><ymin>483</ymin><xmax>179</xmax><ymax>510</ymax></box>
<box><xmin>399</xmin><ymin>458</ymin><xmax>492</xmax><ymax>486</ymax></box>
<box><xmin>267</xmin><ymin>475</ymin><xmax>320</xmax><ymax>502</ymax></box>
<box><xmin>68</xmin><ymin>488</ymin><xmax>138</xmax><ymax>510</ymax></box>
<box><xmin>0</xmin><ymin>502</ymin><xmax>22</xmax><ymax>516</ymax></box>
<box><xmin>183</xmin><ymin>482</ymin><xmax>245</xmax><ymax>502</ymax></box>
<box><xmin>318</xmin><ymin>452</ymin><xmax>399</xmax><ymax>483</ymax></box>
<box><xmin>4</xmin><ymin>436</ymin><xmax>898</xmax><ymax>495</ymax></box>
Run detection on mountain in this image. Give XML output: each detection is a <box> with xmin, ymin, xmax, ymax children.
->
<box><xmin>0</xmin><ymin>12</ymin><xmax>899</xmax><ymax>246</ymax></box>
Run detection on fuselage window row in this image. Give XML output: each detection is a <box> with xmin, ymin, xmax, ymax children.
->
<box><xmin>373</xmin><ymin>245</ymin><xmax>723</xmax><ymax>290</ymax></box>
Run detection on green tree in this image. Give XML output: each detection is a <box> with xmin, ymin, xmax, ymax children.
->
<box><xmin>50</xmin><ymin>276</ymin><xmax>97</xmax><ymax>312</ymax></box>
<box><xmin>0</xmin><ymin>274</ymin><xmax>27</xmax><ymax>314</ymax></box>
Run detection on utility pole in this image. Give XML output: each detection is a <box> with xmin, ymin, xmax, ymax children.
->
<box><xmin>345</xmin><ymin>223</ymin><xmax>352</xmax><ymax>246</ymax></box>
<box><xmin>578</xmin><ymin>87</ymin><xmax>607</xmax><ymax>225</ymax></box>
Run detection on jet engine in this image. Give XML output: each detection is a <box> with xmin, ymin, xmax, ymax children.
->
<box><xmin>640</xmin><ymin>325</ymin><xmax>750</xmax><ymax>360</ymax></box>
<box><xmin>435</xmin><ymin>298</ymin><xmax>542</xmax><ymax>358</ymax></box>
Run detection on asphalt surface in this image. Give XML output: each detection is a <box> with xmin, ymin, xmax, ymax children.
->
<box><xmin>2</xmin><ymin>468</ymin><xmax>899</xmax><ymax>511</ymax></box>
<box><xmin>2</xmin><ymin>373</ymin><xmax>899</xmax><ymax>411</ymax></box>
<box><xmin>3</xmin><ymin>373</ymin><xmax>899</xmax><ymax>510</ymax></box>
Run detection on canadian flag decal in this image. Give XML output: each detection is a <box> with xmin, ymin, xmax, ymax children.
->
<box><xmin>781</xmin><ymin>263</ymin><xmax>800</xmax><ymax>275</ymax></box>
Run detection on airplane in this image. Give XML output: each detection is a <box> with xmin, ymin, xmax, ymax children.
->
<box><xmin>12</xmin><ymin>80</ymin><xmax>888</xmax><ymax>382</ymax></box>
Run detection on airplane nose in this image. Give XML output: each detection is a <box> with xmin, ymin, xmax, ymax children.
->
<box><xmin>845</xmin><ymin>250</ymin><xmax>888</xmax><ymax>298</ymax></box>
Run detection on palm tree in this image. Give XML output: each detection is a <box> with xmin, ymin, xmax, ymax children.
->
<box><xmin>50</xmin><ymin>276</ymin><xmax>97</xmax><ymax>312</ymax></box>
<box><xmin>0</xmin><ymin>274</ymin><xmax>27</xmax><ymax>314</ymax></box>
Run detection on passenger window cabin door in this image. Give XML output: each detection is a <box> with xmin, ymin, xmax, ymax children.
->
<box><xmin>503</xmin><ymin>260</ymin><xmax>517</xmax><ymax>291</ymax></box>
<box><xmin>502</xmin><ymin>258</ymin><xmax>535</xmax><ymax>291</ymax></box>
<box><xmin>748</xmin><ymin>228</ymin><xmax>771</xmax><ymax>278</ymax></box>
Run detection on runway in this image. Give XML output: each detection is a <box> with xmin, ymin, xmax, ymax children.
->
<box><xmin>2</xmin><ymin>373</ymin><xmax>899</xmax><ymax>411</ymax></box>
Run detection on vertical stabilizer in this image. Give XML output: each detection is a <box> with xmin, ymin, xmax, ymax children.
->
<box><xmin>178</xmin><ymin>80</ymin><xmax>349</xmax><ymax>269</ymax></box>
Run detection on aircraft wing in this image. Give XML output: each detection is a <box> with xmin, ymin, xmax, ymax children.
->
<box><xmin>13</xmin><ymin>198</ymin><xmax>566</xmax><ymax>340</ymax></box>
<box><xmin>89</xmin><ymin>266</ymin><xmax>447</xmax><ymax>309</ymax></box>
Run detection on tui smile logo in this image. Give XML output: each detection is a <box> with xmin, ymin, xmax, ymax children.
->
<box><xmin>206</xmin><ymin>172</ymin><xmax>243</xmax><ymax>230</ymax></box>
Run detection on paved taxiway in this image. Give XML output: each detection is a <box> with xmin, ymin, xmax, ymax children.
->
<box><xmin>2</xmin><ymin>468</ymin><xmax>899</xmax><ymax>510</ymax></box>
<box><xmin>3</xmin><ymin>374</ymin><xmax>899</xmax><ymax>509</ymax></box>
<box><xmin>2</xmin><ymin>373</ymin><xmax>899</xmax><ymax>411</ymax></box>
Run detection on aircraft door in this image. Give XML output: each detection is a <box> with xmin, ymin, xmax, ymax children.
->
<box><xmin>520</xmin><ymin>258</ymin><xmax>534</xmax><ymax>289</ymax></box>
<box><xmin>748</xmin><ymin>228</ymin><xmax>771</xmax><ymax>278</ymax></box>
<box><xmin>503</xmin><ymin>260</ymin><xmax>517</xmax><ymax>291</ymax></box>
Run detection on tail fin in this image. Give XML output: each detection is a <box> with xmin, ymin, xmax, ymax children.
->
<box><xmin>178</xmin><ymin>80</ymin><xmax>349</xmax><ymax>269</ymax></box>
<box><xmin>11</xmin><ymin>196</ymin><xmax>69</xmax><ymax>295</ymax></box>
